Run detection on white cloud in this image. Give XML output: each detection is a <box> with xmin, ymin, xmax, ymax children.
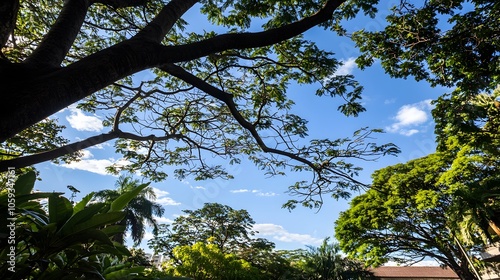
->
<box><xmin>143</xmin><ymin>231</ymin><xmax>155</xmax><ymax>242</ymax></box>
<box><xmin>335</xmin><ymin>57</ymin><xmax>357</xmax><ymax>76</ymax></box>
<box><xmin>66</xmin><ymin>108</ymin><xmax>103</xmax><ymax>132</ymax></box>
<box><xmin>61</xmin><ymin>158</ymin><xmax>130</xmax><ymax>175</ymax></box>
<box><xmin>322</xmin><ymin>57</ymin><xmax>358</xmax><ymax>87</ymax></box>
<box><xmin>180</xmin><ymin>179</ymin><xmax>190</xmax><ymax>185</ymax></box>
<box><xmin>60</xmin><ymin>149</ymin><xmax>130</xmax><ymax>175</ymax></box>
<box><xmin>154</xmin><ymin>216</ymin><xmax>175</xmax><ymax>224</ymax></box>
<box><xmin>153</xmin><ymin>187</ymin><xmax>181</xmax><ymax>206</ymax></box>
<box><xmin>231</xmin><ymin>189</ymin><xmax>250</xmax><ymax>193</ymax></box>
<box><xmin>230</xmin><ymin>189</ymin><xmax>278</xmax><ymax>197</ymax></box>
<box><xmin>156</xmin><ymin>197</ymin><xmax>181</xmax><ymax>206</ymax></box>
<box><xmin>256</xmin><ymin>192</ymin><xmax>278</xmax><ymax>197</ymax></box>
<box><xmin>153</xmin><ymin>187</ymin><xmax>171</xmax><ymax>198</ymax></box>
<box><xmin>253</xmin><ymin>223</ymin><xmax>323</xmax><ymax>245</ymax></box>
<box><xmin>80</xmin><ymin>149</ymin><xmax>93</xmax><ymax>159</ymax></box>
<box><xmin>394</xmin><ymin>106</ymin><xmax>428</xmax><ymax>126</ymax></box>
<box><xmin>401</xmin><ymin>129</ymin><xmax>419</xmax><ymax>136</ymax></box>
<box><xmin>386</xmin><ymin>100</ymin><xmax>434</xmax><ymax>136</ymax></box>
<box><xmin>92</xmin><ymin>142</ymin><xmax>111</xmax><ymax>149</ymax></box>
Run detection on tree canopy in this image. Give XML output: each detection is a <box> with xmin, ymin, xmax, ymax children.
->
<box><xmin>0</xmin><ymin>0</ymin><xmax>403</xmax><ymax>209</ymax></box>
<box><xmin>2</xmin><ymin>0</ymin><xmax>498</xmax><ymax>209</ymax></box>
<box><xmin>163</xmin><ymin>239</ymin><xmax>263</xmax><ymax>280</ymax></box>
<box><xmin>149</xmin><ymin>202</ymin><xmax>265</xmax><ymax>257</ymax></box>
<box><xmin>352</xmin><ymin>0</ymin><xmax>500</xmax><ymax>150</ymax></box>
<box><xmin>334</xmin><ymin>153</ymin><xmax>479</xmax><ymax>279</ymax></box>
<box><xmin>353</xmin><ymin>0</ymin><xmax>499</xmax><ymax>96</ymax></box>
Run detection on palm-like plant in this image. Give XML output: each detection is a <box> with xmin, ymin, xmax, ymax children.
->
<box><xmin>299</xmin><ymin>237</ymin><xmax>370</xmax><ymax>279</ymax></box>
<box><xmin>93</xmin><ymin>175</ymin><xmax>165</xmax><ymax>246</ymax></box>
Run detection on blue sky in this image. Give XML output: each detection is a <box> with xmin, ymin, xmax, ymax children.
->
<box><xmin>31</xmin><ymin>3</ymin><xmax>450</xmax><ymax>261</ymax></box>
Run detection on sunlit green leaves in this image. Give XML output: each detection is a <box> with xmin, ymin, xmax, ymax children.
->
<box><xmin>334</xmin><ymin>153</ymin><xmax>459</xmax><ymax>267</ymax></box>
<box><xmin>165</xmin><ymin>240</ymin><xmax>262</xmax><ymax>279</ymax></box>
<box><xmin>353</xmin><ymin>0</ymin><xmax>500</xmax><ymax>95</ymax></box>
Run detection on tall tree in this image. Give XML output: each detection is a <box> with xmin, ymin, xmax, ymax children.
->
<box><xmin>163</xmin><ymin>239</ymin><xmax>263</xmax><ymax>280</ymax></box>
<box><xmin>93</xmin><ymin>175</ymin><xmax>165</xmax><ymax>246</ymax></box>
<box><xmin>149</xmin><ymin>202</ymin><xmax>261</xmax><ymax>257</ymax></box>
<box><xmin>334</xmin><ymin>154</ymin><xmax>480</xmax><ymax>280</ymax></box>
<box><xmin>1</xmin><ymin>0</ymin><xmax>372</xmax><ymax>139</ymax></box>
<box><xmin>435</xmin><ymin>88</ymin><xmax>500</xmax><ymax>242</ymax></box>
<box><xmin>0</xmin><ymin>0</ymin><xmax>399</xmax><ymax>209</ymax></box>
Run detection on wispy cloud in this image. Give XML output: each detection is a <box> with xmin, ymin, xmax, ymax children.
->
<box><xmin>253</xmin><ymin>223</ymin><xmax>323</xmax><ymax>245</ymax></box>
<box><xmin>153</xmin><ymin>187</ymin><xmax>181</xmax><ymax>206</ymax></box>
<box><xmin>231</xmin><ymin>189</ymin><xmax>251</xmax><ymax>193</ymax></box>
<box><xmin>66</xmin><ymin>107</ymin><xmax>103</xmax><ymax>132</ymax></box>
<box><xmin>256</xmin><ymin>192</ymin><xmax>278</xmax><ymax>197</ymax></box>
<box><xmin>335</xmin><ymin>57</ymin><xmax>357</xmax><ymax>76</ymax></box>
<box><xmin>384</xmin><ymin>98</ymin><xmax>396</xmax><ymax>104</ymax></box>
<box><xmin>322</xmin><ymin>57</ymin><xmax>358</xmax><ymax>87</ymax></box>
<box><xmin>60</xmin><ymin>149</ymin><xmax>129</xmax><ymax>175</ymax></box>
<box><xmin>386</xmin><ymin>100</ymin><xmax>434</xmax><ymax>136</ymax></box>
<box><xmin>230</xmin><ymin>189</ymin><xmax>278</xmax><ymax>197</ymax></box>
<box><xmin>154</xmin><ymin>216</ymin><xmax>175</xmax><ymax>224</ymax></box>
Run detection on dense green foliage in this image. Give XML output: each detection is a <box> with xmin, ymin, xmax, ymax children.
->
<box><xmin>334</xmin><ymin>154</ymin><xmax>481</xmax><ymax>279</ymax></box>
<box><xmin>0</xmin><ymin>171</ymin><xmax>147</xmax><ymax>279</ymax></box>
<box><xmin>354</xmin><ymin>0</ymin><xmax>499</xmax><ymax>95</ymax></box>
<box><xmin>436</xmin><ymin>89</ymin><xmax>500</xmax><ymax>245</ymax></box>
<box><xmin>335</xmin><ymin>89</ymin><xmax>500</xmax><ymax>279</ymax></box>
<box><xmin>150</xmin><ymin>203</ymin><xmax>372</xmax><ymax>279</ymax></box>
<box><xmin>163</xmin><ymin>239</ymin><xmax>262</xmax><ymax>280</ymax></box>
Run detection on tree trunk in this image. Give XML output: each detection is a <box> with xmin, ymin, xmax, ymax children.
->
<box><xmin>0</xmin><ymin>40</ymin><xmax>158</xmax><ymax>142</ymax></box>
<box><xmin>0</xmin><ymin>0</ymin><xmax>346</xmax><ymax>143</ymax></box>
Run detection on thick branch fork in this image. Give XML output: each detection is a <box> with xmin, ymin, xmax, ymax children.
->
<box><xmin>0</xmin><ymin>0</ymin><xmax>346</xmax><ymax>141</ymax></box>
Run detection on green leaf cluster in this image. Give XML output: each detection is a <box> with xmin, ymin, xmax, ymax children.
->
<box><xmin>0</xmin><ymin>171</ymin><xmax>150</xmax><ymax>279</ymax></box>
<box><xmin>353</xmin><ymin>0</ymin><xmax>500</xmax><ymax>95</ymax></box>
